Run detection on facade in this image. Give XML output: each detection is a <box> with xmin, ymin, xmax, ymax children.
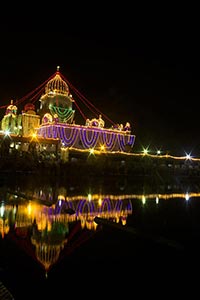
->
<box><xmin>0</xmin><ymin>67</ymin><xmax>135</xmax><ymax>156</ymax></box>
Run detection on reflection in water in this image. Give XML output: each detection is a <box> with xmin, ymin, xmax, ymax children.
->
<box><xmin>0</xmin><ymin>188</ymin><xmax>132</xmax><ymax>276</ymax></box>
<box><xmin>1</xmin><ymin>180</ymin><xmax>200</xmax><ymax>276</ymax></box>
<box><xmin>1</xmin><ymin>174</ymin><xmax>200</xmax><ymax>298</ymax></box>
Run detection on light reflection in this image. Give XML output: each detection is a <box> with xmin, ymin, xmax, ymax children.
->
<box><xmin>156</xmin><ymin>196</ymin><xmax>159</xmax><ymax>204</ymax></box>
<box><xmin>0</xmin><ymin>190</ymin><xmax>133</xmax><ymax>275</ymax></box>
<box><xmin>0</xmin><ymin>203</ymin><xmax>4</xmax><ymax>217</ymax></box>
<box><xmin>185</xmin><ymin>193</ymin><xmax>190</xmax><ymax>201</ymax></box>
<box><xmin>142</xmin><ymin>195</ymin><xmax>146</xmax><ymax>205</ymax></box>
<box><xmin>1</xmin><ymin>187</ymin><xmax>200</xmax><ymax>275</ymax></box>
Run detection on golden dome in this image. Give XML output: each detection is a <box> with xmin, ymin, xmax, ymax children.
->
<box><xmin>45</xmin><ymin>66</ymin><xmax>69</xmax><ymax>95</ymax></box>
<box><xmin>32</xmin><ymin>239</ymin><xmax>67</xmax><ymax>272</ymax></box>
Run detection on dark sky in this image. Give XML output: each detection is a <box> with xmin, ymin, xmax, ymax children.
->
<box><xmin>0</xmin><ymin>16</ymin><xmax>200</xmax><ymax>156</ymax></box>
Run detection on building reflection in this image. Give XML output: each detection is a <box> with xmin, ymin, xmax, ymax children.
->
<box><xmin>1</xmin><ymin>180</ymin><xmax>200</xmax><ymax>277</ymax></box>
<box><xmin>0</xmin><ymin>189</ymin><xmax>132</xmax><ymax>276</ymax></box>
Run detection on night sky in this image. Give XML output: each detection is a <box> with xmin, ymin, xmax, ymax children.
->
<box><xmin>1</xmin><ymin>18</ymin><xmax>200</xmax><ymax>156</ymax></box>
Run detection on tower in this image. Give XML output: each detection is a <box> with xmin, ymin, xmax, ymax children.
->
<box><xmin>1</xmin><ymin>99</ymin><xmax>20</xmax><ymax>134</ymax></box>
<box><xmin>38</xmin><ymin>66</ymin><xmax>75</xmax><ymax>124</ymax></box>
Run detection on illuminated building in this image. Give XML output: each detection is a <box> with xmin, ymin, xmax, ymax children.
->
<box><xmin>0</xmin><ymin>66</ymin><xmax>135</xmax><ymax>156</ymax></box>
<box><xmin>21</xmin><ymin>103</ymin><xmax>40</xmax><ymax>136</ymax></box>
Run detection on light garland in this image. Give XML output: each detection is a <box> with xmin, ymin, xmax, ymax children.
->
<box><xmin>37</xmin><ymin>123</ymin><xmax>135</xmax><ymax>152</ymax></box>
<box><xmin>58</xmin><ymin>126</ymin><xmax>79</xmax><ymax>146</ymax></box>
<box><xmin>63</xmin><ymin>192</ymin><xmax>200</xmax><ymax>202</ymax></box>
<box><xmin>76</xmin><ymin>199</ymin><xmax>96</xmax><ymax>214</ymax></box>
<box><xmin>50</xmin><ymin>105</ymin><xmax>75</xmax><ymax>122</ymax></box>
<box><xmin>80</xmin><ymin>128</ymin><xmax>99</xmax><ymax>148</ymax></box>
<box><xmin>101</xmin><ymin>131</ymin><xmax>117</xmax><ymax>150</ymax></box>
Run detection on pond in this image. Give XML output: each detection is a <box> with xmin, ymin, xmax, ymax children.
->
<box><xmin>0</xmin><ymin>173</ymin><xmax>200</xmax><ymax>299</ymax></box>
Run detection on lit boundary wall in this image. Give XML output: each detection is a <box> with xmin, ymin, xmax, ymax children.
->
<box><xmin>37</xmin><ymin>123</ymin><xmax>135</xmax><ymax>152</ymax></box>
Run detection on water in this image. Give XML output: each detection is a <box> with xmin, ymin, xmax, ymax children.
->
<box><xmin>1</xmin><ymin>173</ymin><xmax>200</xmax><ymax>298</ymax></box>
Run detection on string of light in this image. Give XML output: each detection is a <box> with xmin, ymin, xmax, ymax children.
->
<box><xmin>0</xmin><ymin>72</ymin><xmax>56</xmax><ymax>109</ymax></box>
<box><xmin>0</xmin><ymin>68</ymin><xmax>116</xmax><ymax>127</ymax></box>
<box><xmin>60</xmin><ymin>72</ymin><xmax>116</xmax><ymax>126</ymax></box>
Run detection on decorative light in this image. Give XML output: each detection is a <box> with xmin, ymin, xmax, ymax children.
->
<box><xmin>32</xmin><ymin>133</ymin><xmax>37</xmax><ymax>138</ymax></box>
<box><xmin>143</xmin><ymin>148</ymin><xmax>148</xmax><ymax>155</ymax></box>
<box><xmin>98</xmin><ymin>198</ymin><xmax>102</xmax><ymax>206</ymax></box>
<box><xmin>185</xmin><ymin>153</ymin><xmax>192</xmax><ymax>160</ymax></box>
<box><xmin>0</xmin><ymin>203</ymin><xmax>5</xmax><ymax>217</ymax></box>
<box><xmin>37</xmin><ymin>123</ymin><xmax>135</xmax><ymax>152</ymax></box>
<box><xmin>27</xmin><ymin>203</ymin><xmax>32</xmax><ymax>215</ymax></box>
<box><xmin>4</xmin><ymin>130</ymin><xmax>10</xmax><ymax>136</ymax></box>
<box><xmin>89</xmin><ymin>148</ymin><xmax>94</xmax><ymax>155</ymax></box>
<box><xmin>142</xmin><ymin>195</ymin><xmax>146</xmax><ymax>204</ymax></box>
<box><xmin>185</xmin><ymin>193</ymin><xmax>190</xmax><ymax>201</ymax></box>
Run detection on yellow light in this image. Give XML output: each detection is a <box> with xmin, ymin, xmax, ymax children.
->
<box><xmin>58</xmin><ymin>195</ymin><xmax>65</xmax><ymax>201</ymax></box>
<box><xmin>98</xmin><ymin>198</ymin><xmax>102</xmax><ymax>206</ymax></box>
<box><xmin>27</xmin><ymin>203</ymin><xmax>32</xmax><ymax>215</ymax></box>
<box><xmin>142</xmin><ymin>195</ymin><xmax>146</xmax><ymax>204</ymax></box>
<box><xmin>0</xmin><ymin>204</ymin><xmax>5</xmax><ymax>217</ymax></box>
<box><xmin>143</xmin><ymin>148</ymin><xmax>148</xmax><ymax>155</ymax></box>
<box><xmin>185</xmin><ymin>193</ymin><xmax>190</xmax><ymax>201</ymax></box>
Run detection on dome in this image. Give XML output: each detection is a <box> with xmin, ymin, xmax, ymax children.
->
<box><xmin>6</xmin><ymin>99</ymin><xmax>17</xmax><ymax>115</ymax></box>
<box><xmin>24</xmin><ymin>103</ymin><xmax>35</xmax><ymax>111</ymax></box>
<box><xmin>45</xmin><ymin>67</ymin><xmax>69</xmax><ymax>96</ymax></box>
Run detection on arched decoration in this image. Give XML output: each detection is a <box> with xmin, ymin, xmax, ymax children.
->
<box><xmin>126</xmin><ymin>200</ymin><xmax>133</xmax><ymax>212</ymax></box>
<box><xmin>58</xmin><ymin>126</ymin><xmax>79</xmax><ymax>147</ymax></box>
<box><xmin>45</xmin><ymin>125</ymin><xmax>58</xmax><ymax>139</ymax></box>
<box><xmin>54</xmin><ymin>199</ymin><xmax>76</xmax><ymax>214</ymax></box>
<box><xmin>42</xmin><ymin>113</ymin><xmax>53</xmax><ymax>124</ymax></box>
<box><xmin>50</xmin><ymin>105</ymin><xmax>75</xmax><ymax>123</ymax></box>
<box><xmin>54</xmin><ymin>199</ymin><xmax>65</xmax><ymax>214</ymax></box>
<box><xmin>101</xmin><ymin>132</ymin><xmax>117</xmax><ymax>151</ymax></box>
<box><xmin>80</xmin><ymin>128</ymin><xmax>100</xmax><ymax>148</ymax></box>
<box><xmin>37</xmin><ymin>124</ymin><xmax>135</xmax><ymax>153</ymax></box>
<box><xmin>126</xmin><ymin>135</ymin><xmax>135</xmax><ymax>146</ymax></box>
<box><xmin>117</xmin><ymin>134</ymin><xmax>135</xmax><ymax>151</ymax></box>
<box><xmin>39</xmin><ymin>126</ymin><xmax>48</xmax><ymax>138</ymax></box>
<box><xmin>64</xmin><ymin>200</ymin><xmax>76</xmax><ymax>211</ymax></box>
<box><xmin>99</xmin><ymin>198</ymin><xmax>112</xmax><ymax>212</ymax></box>
<box><xmin>76</xmin><ymin>199</ymin><xmax>95</xmax><ymax>214</ymax></box>
<box><xmin>114</xmin><ymin>200</ymin><xmax>123</xmax><ymax>211</ymax></box>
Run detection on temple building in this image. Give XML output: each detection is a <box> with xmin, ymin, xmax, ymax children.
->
<box><xmin>0</xmin><ymin>67</ymin><xmax>135</xmax><ymax>157</ymax></box>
